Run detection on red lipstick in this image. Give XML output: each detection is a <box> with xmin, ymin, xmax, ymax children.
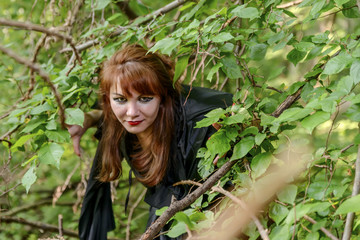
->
<box><xmin>128</xmin><ymin>121</ymin><xmax>142</xmax><ymax>126</ymax></box>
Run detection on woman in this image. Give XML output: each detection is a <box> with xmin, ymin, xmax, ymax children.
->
<box><xmin>74</xmin><ymin>44</ymin><xmax>233</xmax><ymax>240</ymax></box>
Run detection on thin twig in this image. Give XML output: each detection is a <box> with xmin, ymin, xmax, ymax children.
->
<box><xmin>0</xmin><ymin>216</ymin><xmax>79</xmax><ymax>238</ymax></box>
<box><xmin>61</xmin><ymin>0</ymin><xmax>191</xmax><ymax>53</ymax></box>
<box><xmin>211</xmin><ymin>185</ymin><xmax>270</xmax><ymax>240</ymax></box>
<box><xmin>0</xmin><ymin>18</ymin><xmax>82</xmax><ymax>65</ymax></box>
<box><xmin>303</xmin><ymin>215</ymin><xmax>339</xmax><ymax>240</ymax></box>
<box><xmin>139</xmin><ymin>156</ymin><xmax>239</xmax><ymax>240</ymax></box>
<box><xmin>126</xmin><ymin>189</ymin><xmax>147</xmax><ymax>240</ymax></box>
<box><xmin>277</xmin><ymin>0</ymin><xmax>303</xmax><ymax>8</ymax></box>
<box><xmin>0</xmin><ymin>45</ymin><xmax>66</xmax><ymax>128</ymax></box>
<box><xmin>342</xmin><ymin>125</ymin><xmax>360</xmax><ymax>240</ymax></box>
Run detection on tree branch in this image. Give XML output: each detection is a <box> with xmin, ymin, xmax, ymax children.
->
<box><xmin>0</xmin><ymin>216</ymin><xmax>78</xmax><ymax>238</ymax></box>
<box><xmin>126</xmin><ymin>188</ymin><xmax>147</xmax><ymax>240</ymax></box>
<box><xmin>0</xmin><ymin>18</ymin><xmax>82</xmax><ymax>65</ymax></box>
<box><xmin>303</xmin><ymin>215</ymin><xmax>339</xmax><ymax>240</ymax></box>
<box><xmin>0</xmin><ymin>199</ymin><xmax>74</xmax><ymax>217</ymax></box>
<box><xmin>211</xmin><ymin>186</ymin><xmax>269</xmax><ymax>240</ymax></box>
<box><xmin>277</xmin><ymin>0</ymin><xmax>303</xmax><ymax>9</ymax></box>
<box><xmin>139</xmin><ymin>158</ymin><xmax>240</xmax><ymax>240</ymax></box>
<box><xmin>0</xmin><ymin>45</ymin><xmax>66</xmax><ymax>129</ymax></box>
<box><xmin>60</xmin><ymin>0</ymin><xmax>190</xmax><ymax>53</ymax></box>
<box><xmin>342</xmin><ymin>126</ymin><xmax>360</xmax><ymax>240</ymax></box>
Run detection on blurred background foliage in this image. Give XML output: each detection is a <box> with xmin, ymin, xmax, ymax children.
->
<box><xmin>1</xmin><ymin>0</ymin><xmax>360</xmax><ymax>239</ymax></box>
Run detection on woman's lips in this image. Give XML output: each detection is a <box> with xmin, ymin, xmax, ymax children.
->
<box><xmin>127</xmin><ymin>121</ymin><xmax>143</xmax><ymax>126</ymax></box>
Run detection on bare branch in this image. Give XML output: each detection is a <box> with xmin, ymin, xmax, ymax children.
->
<box><xmin>211</xmin><ymin>186</ymin><xmax>270</xmax><ymax>240</ymax></box>
<box><xmin>343</xmin><ymin>126</ymin><xmax>360</xmax><ymax>240</ymax></box>
<box><xmin>277</xmin><ymin>0</ymin><xmax>303</xmax><ymax>9</ymax></box>
<box><xmin>139</xmin><ymin>157</ymin><xmax>239</xmax><ymax>240</ymax></box>
<box><xmin>61</xmin><ymin>0</ymin><xmax>191</xmax><ymax>53</ymax></box>
<box><xmin>0</xmin><ymin>216</ymin><xmax>78</xmax><ymax>238</ymax></box>
<box><xmin>0</xmin><ymin>45</ymin><xmax>66</xmax><ymax>128</ymax></box>
<box><xmin>0</xmin><ymin>18</ymin><xmax>82</xmax><ymax>65</ymax></box>
<box><xmin>304</xmin><ymin>215</ymin><xmax>339</xmax><ymax>240</ymax></box>
<box><xmin>126</xmin><ymin>189</ymin><xmax>147</xmax><ymax>240</ymax></box>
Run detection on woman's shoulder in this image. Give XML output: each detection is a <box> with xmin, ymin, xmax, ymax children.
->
<box><xmin>180</xmin><ymin>85</ymin><xmax>233</xmax><ymax>121</ymax></box>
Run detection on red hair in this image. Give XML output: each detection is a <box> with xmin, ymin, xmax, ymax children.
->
<box><xmin>98</xmin><ymin>44</ymin><xmax>181</xmax><ymax>186</ymax></box>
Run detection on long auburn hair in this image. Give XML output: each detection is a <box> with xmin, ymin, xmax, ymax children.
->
<box><xmin>98</xmin><ymin>44</ymin><xmax>181</xmax><ymax>187</ymax></box>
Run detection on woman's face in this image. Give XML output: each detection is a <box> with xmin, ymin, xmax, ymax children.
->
<box><xmin>109</xmin><ymin>83</ymin><xmax>161</xmax><ymax>139</ymax></box>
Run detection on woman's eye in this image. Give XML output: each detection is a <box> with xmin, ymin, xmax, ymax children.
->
<box><xmin>113</xmin><ymin>97</ymin><xmax>127</xmax><ymax>103</ymax></box>
<box><xmin>139</xmin><ymin>97</ymin><xmax>153</xmax><ymax>103</ymax></box>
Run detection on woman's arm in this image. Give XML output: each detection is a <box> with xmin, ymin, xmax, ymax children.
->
<box><xmin>67</xmin><ymin>109</ymin><xmax>103</xmax><ymax>156</ymax></box>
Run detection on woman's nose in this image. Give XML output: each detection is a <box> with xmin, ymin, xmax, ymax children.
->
<box><xmin>126</xmin><ymin>103</ymin><xmax>139</xmax><ymax>117</ymax></box>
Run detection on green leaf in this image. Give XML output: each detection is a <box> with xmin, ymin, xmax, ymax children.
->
<box><xmin>22</xmin><ymin>165</ymin><xmax>37</xmax><ymax>193</ymax></box>
<box><xmin>220</xmin><ymin>53</ymin><xmax>242</xmax><ymax>79</ymax></box>
<box><xmin>30</xmin><ymin>102</ymin><xmax>53</xmax><ymax>115</ymax></box>
<box><xmin>269</xmin><ymin>203</ymin><xmax>289</xmax><ymax>225</ymax></box>
<box><xmin>207</xmin><ymin>62</ymin><xmax>223</xmax><ymax>82</ymax></box>
<box><xmin>305</xmin><ymin>232</ymin><xmax>320</xmax><ymax>240</ymax></box>
<box><xmin>206</xmin><ymin>130</ymin><xmax>231</xmax><ymax>155</ymax></box>
<box><xmin>287</xmin><ymin>49</ymin><xmax>307</xmax><ymax>66</ymax></box>
<box><xmin>285</xmin><ymin>202</ymin><xmax>331</xmax><ymax>225</ymax></box>
<box><xmin>334</xmin><ymin>0</ymin><xmax>351</xmax><ymax>6</ymax></box>
<box><xmin>21</xmin><ymin>117</ymin><xmax>44</xmax><ymax>133</ymax></box>
<box><xmin>255</xmin><ymin>133</ymin><xmax>266</xmax><ymax>145</ymax></box>
<box><xmin>323</xmin><ymin>52</ymin><xmax>353</xmax><ymax>75</ymax></box>
<box><xmin>309</xmin><ymin>0</ymin><xmax>325</xmax><ymax>17</ymax></box>
<box><xmin>335</xmin><ymin>194</ymin><xmax>360</xmax><ymax>214</ymax></box>
<box><xmin>38</xmin><ymin>143</ymin><xmax>65</xmax><ymax>169</ymax></box>
<box><xmin>277</xmin><ymin>185</ymin><xmax>297</xmax><ymax>204</ymax></box>
<box><xmin>166</xmin><ymin>222</ymin><xmax>187</xmax><ymax>238</ymax></box>
<box><xmin>173</xmin><ymin>212</ymin><xmax>195</xmax><ymax>229</ymax></box>
<box><xmin>311</xmin><ymin>32</ymin><xmax>329</xmax><ymax>44</ymax></box>
<box><xmin>223</xmin><ymin>113</ymin><xmax>246</xmax><ymax>125</ymax></box>
<box><xmin>251</xmin><ymin>152</ymin><xmax>272</xmax><ymax>179</ymax></box>
<box><xmin>195</xmin><ymin>108</ymin><xmax>226</xmax><ymax>128</ymax></box>
<box><xmin>45</xmin><ymin>130</ymin><xmax>70</xmax><ymax>143</ymax></box>
<box><xmin>230</xmin><ymin>136</ymin><xmax>254</xmax><ymax>161</ymax></box>
<box><xmin>94</xmin><ymin>0</ymin><xmax>111</xmax><ymax>10</ymax></box>
<box><xmin>350</xmin><ymin>60</ymin><xmax>360</xmax><ymax>85</ymax></box>
<box><xmin>211</xmin><ymin>32</ymin><xmax>234</xmax><ymax>43</ymax></box>
<box><xmin>239</xmin><ymin>126</ymin><xmax>258</xmax><ymax>137</ymax></box>
<box><xmin>301</xmin><ymin>111</ymin><xmax>331</xmax><ymax>133</ymax></box>
<box><xmin>342</xmin><ymin>0</ymin><xmax>360</xmax><ymax>18</ymax></box>
<box><xmin>174</xmin><ymin>55</ymin><xmax>190</xmax><ymax>82</ymax></box>
<box><xmin>149</xmin><ymin>38</ymin><xmax>181</xmax><ymax>55</ymax></box>
<box><xmin>11</xmin><ymin>131</ymin><xmax>42</xmax><ymax>151</ymax></box>
<box><xmin>249</xmin><ymin>44</ymin><xmax>268</xmax><ymax>61</ymax></box>
<box><xmin>231</xmin><ymin>6</ymin><xmax>260</xmax><ymax>20</ymax></box>
<box><xmin>65</xmin><ymin>108</ymin><xmax>84</xmax><ymax>127</ymax></box>
<box><xmin>274</xmin><ymin>107</ymin><xmax>313</xmax><ymax>123</ymax></box>
<box><xmin>269</xmin><ymin>225</ymin><xmax>290</xmax><ymax>240</ymax></box>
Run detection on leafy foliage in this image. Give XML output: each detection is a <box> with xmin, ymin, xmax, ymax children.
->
<box><xmin>1</xmin><ymin>0</ymin><xmax>360</xmax><ymax>239</ymax></box>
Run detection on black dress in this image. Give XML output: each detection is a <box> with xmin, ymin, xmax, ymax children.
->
<box><xmin>78</xmin><ymin>85</ymin><xmax>233</xmax><ymax>240</ymax></box>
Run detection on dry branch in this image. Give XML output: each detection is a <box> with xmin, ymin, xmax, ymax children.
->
<box><xmin>0</xmin><ymin>18</ymin><xmax>82</xmax><ymax>65</ymax></box>
<box><xmin>0</xmin><ymin>45</ymin><xmax>66</xmax><ymax>128</ymax></box>
<box><xmin>126</xmin><ymin>189</ymin><xmax>147</xmax><ymax>240</ymax></box>
<box><xmin>304</xmin><ymin>215</ymin><xmax>339</xmax><ymax>240</ymax></box>
<box><xmin>342</xmin><ymin>126</ymin><xmax>360</xmax><ymax>240</ymax></box>
<box><xmin>60</xmin><ymin>0</ymin><xmax>191</xmax><ymax>53</ymax></box>
<box><xmin>0</xmin><ymin>199</ymin><xmax>73</xmax><ymax>217</ymax></box>
<box><xmin>139</xmin><ymin>158</ymin><xmax>240</xmax><ymax>240</ymax></box>
<box><xmin>0</xmin><ymin>216</ymin><xmax>78</xmax><ymax>238</ymax></box>
<box><xmin>277</xmin><ymin>0</ymin><xmax>303</xmax><ymax>9</ymax></box>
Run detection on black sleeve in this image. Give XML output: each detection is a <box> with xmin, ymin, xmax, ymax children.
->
<box><xmin>78</xmin><ymin>145</ymin><xmax>115</xmax><ymax>240</ymax></box>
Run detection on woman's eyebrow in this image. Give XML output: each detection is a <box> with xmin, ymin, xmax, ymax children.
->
<box><xmin>111</xmin><ymin>93</ymin><xmax>125</xmax><ymax>96</ymax></box>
